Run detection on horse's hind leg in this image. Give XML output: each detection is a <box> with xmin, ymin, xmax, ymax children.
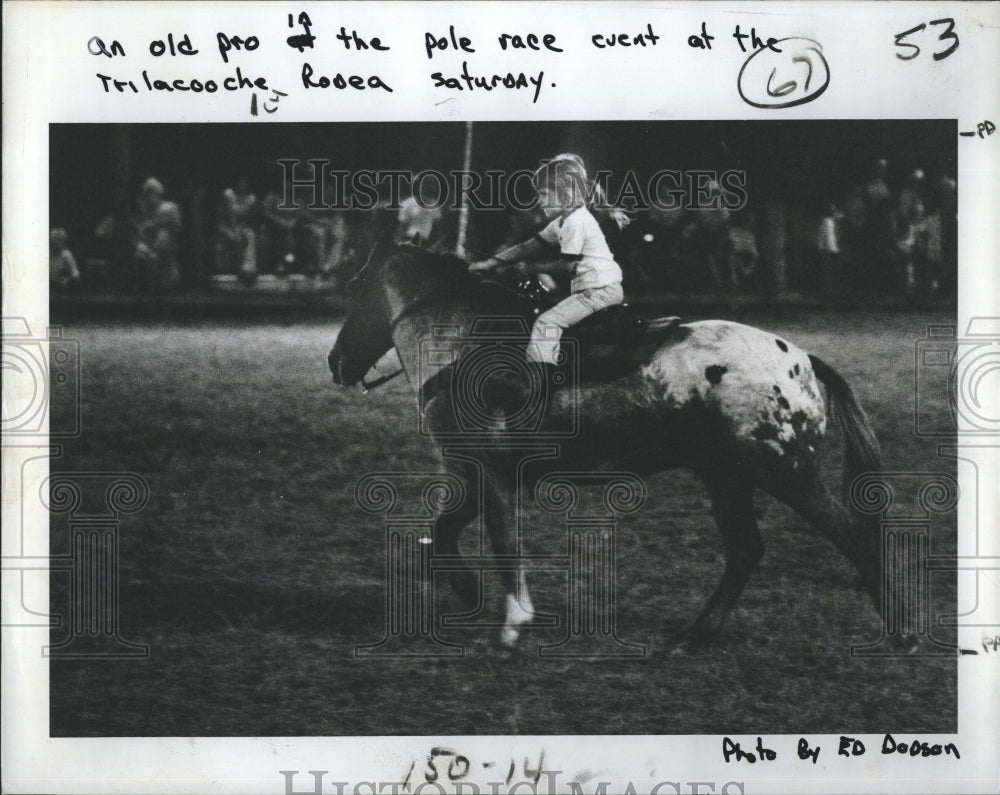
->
<box><xmin>761</xmin><ymin>470</ymin><xmax>881</xmax><ymax>610</ymax></box>
<box><xmin>691</xmin><ymin>471</ymin><xmax>764</xmax><ymax>642</ymax></box>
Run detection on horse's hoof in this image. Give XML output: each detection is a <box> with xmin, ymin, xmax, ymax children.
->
<box><xmin>670</xmin><ymin>638</ymin><xmax>698</xmax><ymax>656</ymax></box>
<box><xmin>671</xmin><ymin>626</ymin><xmax>718</xmax><ymax>655</ymax></box>
<box><xmin>887</xmin><ymin>633</ymin><xmax>921</xmax><ymax>655</ymax></box>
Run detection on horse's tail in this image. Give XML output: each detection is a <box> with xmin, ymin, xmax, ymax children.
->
<box><xmin>809</xmin><ymin>354</ymin><xmax>883</xmax><ymax>496</ymax></box>
<box><xmin>810</xmin><ymin>354</ymin><xmax>892</xmax><ymax>625</ymax></box>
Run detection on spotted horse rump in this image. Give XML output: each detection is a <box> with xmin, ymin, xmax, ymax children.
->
<box><xmin>642</xmin><ymin>321</ymin><xmax>827</xmax><ymax>466</ymax></box>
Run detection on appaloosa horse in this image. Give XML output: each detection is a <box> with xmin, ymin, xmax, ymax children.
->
<box><xmin>329</xmin><ymin>244</ymin><xmax>885</xmax><ymax>647</ymax></box>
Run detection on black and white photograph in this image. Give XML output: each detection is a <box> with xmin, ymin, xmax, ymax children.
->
<box><xmin>45</xmin><ymin>119</ymin><xmax>961</xmax><ymax>739</ymax></box>
<box><xmin>3</xmin><ymin>3</ymin><xmax>998</xmax><ymax>794</ymax></box>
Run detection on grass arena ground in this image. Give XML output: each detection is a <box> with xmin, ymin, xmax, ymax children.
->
<box><xmin>49</xmin><ymin>308</ymin><xmax>956</xmax><ymax>737</ymax></box>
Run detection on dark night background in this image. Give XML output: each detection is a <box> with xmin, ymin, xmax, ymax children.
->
<box><xmin>49</xmin><ymin>120</ymin><xmax>956</xmax><ymax>301</ymax></box>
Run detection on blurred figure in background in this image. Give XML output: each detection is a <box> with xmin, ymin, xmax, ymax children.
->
<box><xmin>934</xmin><ymin>173</ymin><xmax>957</xmax><ymax>297</ymax></box>
<box><xmin>313</xmin><ymin>210</ymin><xmax>349</xmax><ymax>285</ymax></box>
<box><xmin>49</xmin><ymin>228</ymin><xmax>81</xmax><ymax>292</ymax></box>
<box><xmin>687</xmin><ymin>179</ymin><xmax>731</xmax><ymax>292</ymax></box>
<box><xmin>862</xmin><ymin>158</ymin><xmax>898</xmax><ymax>292</ymax></box>
<box><xmin>915</xmin><ymin>201</ymin><xmax>943</xmax><ymax>298</ymax></box>
<box><xmin>396</xmin><ymin>195</ymin><xmax>443</xmax><ymax>247</ymax></box>
<box><xmin>813</xmin><ymin>203</ymin><xmax>842</xmax><ymax>297</ymax></box>
<box><xmin>133</xmin><ymin>177</ymin><xmax>182</xmax><ymax>292</ymax></box>
<box><xmin>839</xmin><ymin>186</ymin><xmax>867</xmax><ymax>293</ymax></box>
<box><xmin>215</xmin><ymin>186</ymin><xmax>259</xmax><ymax>285</ymax></box>
<box><xmin>895</xmin><ymin>168</ymin><xmax>926</xmax><ymax>297</ymax></box>
<box><xmin>643</xmin><ymin>185</ymin><xmax>688</xmax><ymax>289</ymax></box>
<box><xmin>728</xmin><ymin>210</ymin><xmax>759</xmax><ymax>293</ymax></box>
<box><xmin>260</xmin><ymin>172</ymin><xmax>302</xmax><ymax>274</ymax></box>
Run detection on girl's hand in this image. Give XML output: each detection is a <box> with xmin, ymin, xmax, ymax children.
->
<box><xmin>469</xmin><ymin>258</ymin><xmax>500</xmax><ymax>272</ymax></box>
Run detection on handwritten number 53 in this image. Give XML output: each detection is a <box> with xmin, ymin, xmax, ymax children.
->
<box><xmin>895</xmin><ymin>18</ymin><xmax>959</xmax><ymax>61</ymax></box>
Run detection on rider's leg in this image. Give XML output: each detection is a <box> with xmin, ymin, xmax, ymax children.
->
<box><xmin>528</xmin><ymin>282</ymin><xmax>624</xmax><ymax>367</ymax></box>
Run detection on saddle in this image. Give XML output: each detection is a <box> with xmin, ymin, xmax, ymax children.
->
<box><xmin>517</xmin><ymin>277</ymin><xmax>684</xmax><ymax>385</ymax></box>
<box><xmin>418</xmin><ymin>280</ymin><xmax>684</xmax><ymax>413</ymax></box>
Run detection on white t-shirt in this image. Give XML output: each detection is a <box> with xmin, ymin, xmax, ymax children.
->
<box><xmin>537</xmin><ymin>206</ymin><xmax>622</xmax><ymax>292</ymax></box>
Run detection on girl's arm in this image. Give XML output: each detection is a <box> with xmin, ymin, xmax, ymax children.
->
<box><xmin>531</xmin><ymin>257</ymin><xmax>577</xmax><ymax>276</ymax></box>
<box><xmin>469</xmin><ymin>236</ymin><xmax>549</xmax><ymax>271</ymax></box>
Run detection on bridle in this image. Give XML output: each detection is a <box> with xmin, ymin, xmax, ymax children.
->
<box><xmin>360</xmin><ymin>367</ymin><xmax>403</xmax><ymax>393</ymax></box>
<box><xmin>352</xmin><ymin>242</ymin><xmax>493</xmax><ymax>394</ymax></box>
<box><xmin>358</xmin><ymin>290</ymin><xmax>442</xmax><ymax>393</ymax></box>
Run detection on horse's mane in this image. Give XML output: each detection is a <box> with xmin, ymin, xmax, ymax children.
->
<box><xmin>390</xmin><ymin>244</ymin><xmax>524</xmax><ymax>315</ymax></box>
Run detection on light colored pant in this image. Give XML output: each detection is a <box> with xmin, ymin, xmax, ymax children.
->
<box><xmin>528</xmin><ymin>282</ymin><xmax>624</xmax><ymax>364</ymax></box>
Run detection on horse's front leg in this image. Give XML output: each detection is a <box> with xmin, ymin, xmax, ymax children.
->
<box><xmin>483</xmin><ymin>479</ymin><xmax>535</xmax><ymax>647</ymax></box>
<box><xmin>433</xmin><ymin>468</ymin><xmax>482</xmax><ymax>608</ymax></box>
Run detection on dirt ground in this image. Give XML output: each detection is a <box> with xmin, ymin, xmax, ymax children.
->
<box><xmin>48</xmin><ymin>309</ymin><xmax>957</xmax><ymax>736</ymax></box>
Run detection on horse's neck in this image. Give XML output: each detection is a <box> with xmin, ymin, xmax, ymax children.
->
<box><xmin>392</xmin><ymin>295</ymin><xmax>527</xmax><ymax>395</ymax></box>
<box><xmin>391</xmin><ymin>305</ymin><xmax>466</xmax><ymax>392</ymax></box>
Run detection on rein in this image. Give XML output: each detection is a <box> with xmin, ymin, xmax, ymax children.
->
<box><xmin>361</xmin><ymin>368</ymin><xmax>403</xmax><ymax>393</ymax></box>
<box><xmin>359</xmin><ymin>294</ymin><xmax>447</xmax><ymax>393</ymax></box>
<box><xmin>358</xmin><ymin>254</ymin><xmax>517</xmax><ymax>396</ymax></box>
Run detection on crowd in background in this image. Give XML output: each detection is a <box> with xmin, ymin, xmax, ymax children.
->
<box><xmin>51</xmin><ymin>157</ymin><xmax>956</xmax><ymax>301</ymax></box>
<box><xmin>615</xmin><ymin>158</ymin><xmax>956</xmax><ymax>299</ymax></box>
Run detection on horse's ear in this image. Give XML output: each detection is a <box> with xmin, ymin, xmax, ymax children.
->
<box><xmin>361</xmin><ymin>230</ymin><xmax>396</xmax><ymax>273</ymax></box>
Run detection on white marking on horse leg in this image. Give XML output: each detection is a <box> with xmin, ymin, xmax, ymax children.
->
<box><xmin>517</xmin><ymin>569</ymin><xmax>535</xmax><ymax>615</ymax></box>
<box><xmin>500</xmin><ymin>570</ymin><xmax>535</xmax><ymax>647</ymax></box>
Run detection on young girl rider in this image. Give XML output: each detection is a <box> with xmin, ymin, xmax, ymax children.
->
<box><xmin>470</xmin><ymin>154</ymin><xmax>628</xmax><ymax>390</ymax></box>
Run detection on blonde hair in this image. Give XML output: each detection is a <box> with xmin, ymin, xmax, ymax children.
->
<box><xmin>532</xmin><ymin>153</ymin><xmax>629</xmax><ymax>231</ymax></box>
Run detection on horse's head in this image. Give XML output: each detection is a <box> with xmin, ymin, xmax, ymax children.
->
<box><xmin>328</xmin><ymin>239</ymin><xmax>396</xmax><ymax>387</ymax></box>
<box><xmin>329</xmin><ymin>242</ymin><xmax>509</xmax><ymax>387</ymax></box>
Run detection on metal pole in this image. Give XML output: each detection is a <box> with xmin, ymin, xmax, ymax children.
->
<box><xmin>455</xmin><ymin>121</ymin><xmax>474</xmax><ymax>258</ymax></box>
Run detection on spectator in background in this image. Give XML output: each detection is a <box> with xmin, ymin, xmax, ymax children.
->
<box><xmin>688</xmin><ymin>179</ymin><xmax>731</xmax><ymax>291</ymax></box>
<box><xmin>644</xmin><ymin>187</ymin><xmax>687</xmax><ymax>289</ymax></box>
<box><xmin>134</xmin><ymin>177</ymin><xmax>182</xmax><ymax>292</ymax></box>
<box><xmin>728</xmin><ymin>210</ymin><xmax>759</xmax><ymax>292</ymax></box>
<box><xmin>813</xmin><ymin>203</ymin><xmax>842</xmax><ymax>297</ymax></box>
<box><xmin>863</xmin><ymin>158</ymin><xmax>898</xmax><ymax>291</ymax></box>
<box><xmin>215</xmin><ymin>187</ymin><xmax>258</xmax><ymax>285</ymax></box>
<box><xmin>396</xmin><ymin>195</ymin><xmax>442</xmax><ymax>247</ymax></box>
<box><xmin>896</xmin><ymin>169</ymin><xmax>926</xmax><ymax>229</ymax></box>
<box><xmin>49</xmin><ymin>228</ymin><xmax>81</xmax><ymax>291</ymax></box>
<box><xmin>935</xmin><ymin>173</ymin><xmax>957</xmax><ymax>297</ymax></box>
<box><xmin>916</xmin><ymin>201</ymin><xmax>943</xmax><ymax>298</ymax></box>
<box><xmin>298</xmin><ymin>204</ymin><xmax>336</xmax><ymax>278</ymax></box>
<box><xmin>259</xmin><ymin>171</ymin><xmax>329</xmax><ymax>276</ymax></box>
<box><xmin>313</xmin><ymin>210</ymin><xmax>349</xmax><ymax>285</ymax></box>
<box><xmin>232</xmin><ymin>177</ymin><xmax>259</xmax><ymax>223</ymax></box>
<box><xmin>260</xmin><ymin>177</ymin><xmax>301</xmax><ymax>274</ymax></box>
<box><xmin>840</xmin><ymin>186</ymin><xmax>867</xmax><ymax>291</ymax></box>
<box><xmin>895</xmin><ymin>168</ymin><xmax>926</xmax><ymax>296</ymax></box>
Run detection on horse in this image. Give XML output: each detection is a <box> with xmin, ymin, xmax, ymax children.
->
<box><xmin>328</xmin><ymin>243</ymin><xmax>886</xmax><ymax>648</ymax></box>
